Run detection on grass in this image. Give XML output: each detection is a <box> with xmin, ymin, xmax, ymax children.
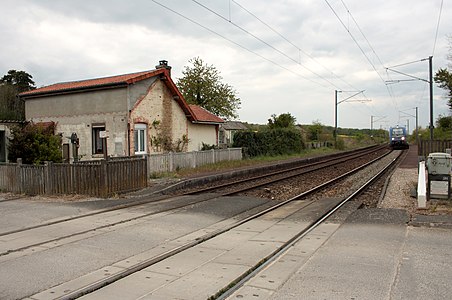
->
<box><xmin>428</xmin><ymin>200</ymin><xmax>452</xmax><ymax>214</ymax></box>
<box><xmin>150</xmin><ymin>147</ymin><xmax>340</xmax><ymax>179</ymax></box>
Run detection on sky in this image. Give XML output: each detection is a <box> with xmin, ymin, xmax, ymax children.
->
<box><xmin>1</xmin><ymin>0</ymin><xmax>451</xmax><ymax>132</ymax></box>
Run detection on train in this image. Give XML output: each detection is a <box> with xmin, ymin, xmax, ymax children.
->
<box><xmin>389</xmin><ymin>126</ymin><xmax>409</xmax><ymax>150</ymax></box>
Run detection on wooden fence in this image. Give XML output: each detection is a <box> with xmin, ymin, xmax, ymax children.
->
<box><xmin>0</xmin><ymin>156</ymin><xmax>147</xmax><ymax>197</ymax></box>
<box><xmin>148</xmin><ymin>148</ymin><xmax>243</xmax><ymax>173</ymax></box>
<box><xmin>418</xmin><ymin>140</ymin><xmax>452</xmax><ymax>157</ymax></box>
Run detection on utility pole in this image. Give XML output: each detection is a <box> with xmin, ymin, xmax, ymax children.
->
<box><xmin>334</xmin><ymin>90</ymin><xmax>368</xmax><ymax>145</ymax></box>
<box><xmin>416</xmin><ymin>106</ymin><xmax>419</xmax><ymax>145</ymax></box>
<box><xmin>385</xmin><ymin>57</ymin><xmax>434</xmax><ymax>140</ymax></box>
<box><xmin>429</xmin><ymin>56</ymin><xmax>434</xmax><ymax>140</ymax></box>
<box><xmin>399</xmin><ymin>107</ymin><xmax>419</xmax><ymax>144</ymax></box>
<box><xmin>370</xmin><ymin>115</ymin><xmax>386</xmax><ymax>138</ymax></box>
<box><xmin>334</xmin><ymin>90</ymin><xmax>341</xmax><ymax>142</ymax></box>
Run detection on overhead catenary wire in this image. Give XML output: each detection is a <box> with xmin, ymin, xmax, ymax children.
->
<box><xmin>191</xmin><ymin>0</ymin><xmax>342</xmax><ymax>90</ymax></box>
<box><xmin>337</xmin><ymin>0</ymin><xmax>401</xmax><ymax>113</ymax></box>
<box><xmin>323</xmin><ymin>0</ymin><xmax>398</xmax><ymax>113</ymax></box>
<box><xmin>323</xmin><ymin>0</ymin><xmax>385</xmax><ymax>84</ymax></box>
<box><xmin>150</xmin><ymin>0</ymin><xmax>326</xmax><ymax>87</ymax></box>
<box><xmin>338</xmin><ymin>0</ymin><xmax>386</xmax><ymax>70</ymax></box>
<box><xmin>151</xmin><ymin>0</ymin><xmax>430</xmax><ymax>126</ymax></box>
<box><xmin>231</xmin><ymin>0</ymin><xmax>363</xmax><ymax>93</ymax></box>
<box><xmin>432</xmin><ymin>0</ymin><xmax>444</xmax><ymax>56</ymax></box>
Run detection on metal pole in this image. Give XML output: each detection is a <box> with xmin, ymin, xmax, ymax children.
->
<box><xmin>371</xmin><ymin>116</ymin><xmax>373</xmax><ymax>132</ymax></box>
<box><xmin>429</xmin><ymin>56</ymin><xmax>434</xmax><ymax>140</ymax></box>
<box><xmin>334</xmin><ymin>90</ymin><xmax>338</xmax><ymax>142</ymax></box>
<box><xmin>416</xmin><ymin>107</ymin><xmax>419</xmax><ymax>145</ymax></box>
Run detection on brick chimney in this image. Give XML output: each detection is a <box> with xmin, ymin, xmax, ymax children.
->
<box><xmin>155</xmin><ymin>60</ymin><xmax>171</xmax><ymax>77</ymax></box>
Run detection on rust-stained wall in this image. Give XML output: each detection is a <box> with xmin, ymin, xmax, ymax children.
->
<box><xmin>129</xmin><ymin>79</ymin><xmax>189</xmax><ymax>154</ymax></box>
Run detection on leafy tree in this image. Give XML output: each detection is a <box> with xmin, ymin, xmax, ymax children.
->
<box><xmin>0</xmin><ymin>70</ymin><xmax>35</xmax><ymax>120</ymax></box>
<box><xmin>434</xmin><ymin>37</ymin><xmax>452</xmax><ymax>110</ymax></box>
<box><xmin>1</xmin><ymin>70</ymin><xmax>36</xmax><ymax>93</ymax></box>
<box><xmin>8</xmin><ymin>122</ymin><xmax>62</xmax><ymax>164</ymax></box>
<box><xmin>306</xmin><ymin>120</ymin><xmax>324</xmax><ymax>141</ymax></box>
<box><xmin>436</xmin><ymin>114</ymin><xmax>452</xmax><ymax>130</ymax></box>
<box><xmin>435</xmin><ymin>68</ymin><xmax>452</xmax><ymax>110</ymax></box>
<box><xmin>268</xmin><ymin>113</ymin><xmax>296</xmax><ymax>129</ymax></box>
<box><xmin>176</xmin><ymin>57</ymin><xmax>241</xmax><ymax>120</ymax></box>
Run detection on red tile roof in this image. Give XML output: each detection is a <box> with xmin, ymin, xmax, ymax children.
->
<box><xmin>17</xmin><ymin>68</ymin><xmax>224</xmax><ymax>125</ymax></box>
<box><xmin>19</xmin><ymin>69</ymin><xmax>164</xmax><ymax>97</ymax></box>
<box><xmin>189</xmin><ymin>105</ymin><xmax>224</xmax><ymax>123</ymax></box>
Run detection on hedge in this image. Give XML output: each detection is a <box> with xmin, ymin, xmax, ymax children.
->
<box><xmin>232</xmin><ymin>128</ymin><xmax>305</xmax><ymax>157</ymax></box>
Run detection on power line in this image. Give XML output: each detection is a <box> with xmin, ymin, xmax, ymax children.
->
<box><xmin>432</xmin><ymin>0</ymin><xmax>444</xmax><ymax>55</ymax></box>
<box><xmin>191</xmin><ymin>0</ymin><xmax>341</xmax><ymax>89</ymax></box>
<box><xmin>386</xmin><ymin>59</ymin><xmax>428</xmax><ymax>69</ymax></box>
<box><xmin>151</xmin><ymin>0</ymin><xmax>326</xmax><ymax>87</ymax></box>
<box><xmin>339</xmin><ymin>0</ymin><xmax>385</xmax><ymax>69</ymax></box>
<box><xmin>231</xmin><ymin>0</ymin><xmax>362</xmax><ymax>92</ymax></box>
<box><xmin>324</xmin><ymin>0</ymin><xmax>399</xmax><ymax>112</ymax></box>
<box><xmin>324</xmin><ymin>0</ymin><xmax>382</xmax><ymax>79</ymax></box>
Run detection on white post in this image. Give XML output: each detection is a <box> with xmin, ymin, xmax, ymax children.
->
<box><xmin>417</xmin><ymin>161</ymin><xmax>427</xmax><ymax>208</ymax></box>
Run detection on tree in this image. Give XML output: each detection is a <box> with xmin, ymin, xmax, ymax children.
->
<box><xmin>434</xmin><ymin>68</ymin><xmax>452</xmax><ymax>110</ymax></box>
<box><xmin>267</xmin><ymin>113</ymin><xmax>296</xmax><ymax>129</ymax></box>
<box><xmin>306</xmin><ymin>120</ymin><xmax>324</xmax><ymax>141</ymax></box>
<box><xmin>0</xmin><ymin>70</ymin><xmax>36</xmax><ymax>93</ymax></box>
<box><xmin>436</xmin><ymin>114</ymin><xmax>452</xmax><ymax>130</ymax></box>
<box><xmin>434</xmin><ymin>36</ymin><xmax>452</xmax><ymax>110</ymax></box>
<box><xmin>8</xmin><ymin>122</ymin><xmax>62</xmax><ymax>164</ymax></box>
<box><xmin>176</xmin><ymin>57</ymin><xmax>241</xmax><ymax>120</ymax></box>
<box><xmin>0</xmin><ymin>70</ymin><xmax>35</xmax><ymax>120</ymax></box>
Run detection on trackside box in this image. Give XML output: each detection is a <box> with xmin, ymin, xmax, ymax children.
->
<box><xmin>427</xmin><ymin>152</ymin><xmax>452</xmax><ymax>175</ymax></box>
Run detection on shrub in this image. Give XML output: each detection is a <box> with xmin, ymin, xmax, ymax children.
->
<box><xmin>233</xmin><ymin>128</ymin><xmax>304</xmax><ymax>157</ymax></box>
<box><xmin>8</xmin><ymin>122</ymin><xmax>62</xmax><ymax>164</ymax></box>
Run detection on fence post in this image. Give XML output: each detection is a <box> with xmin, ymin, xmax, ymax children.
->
<box><xmin>192</xmin><ymin>151</ymin><xmax>196</xmax><ymax>168</ymax></box>
<box><xmin>212</xmin><ymin>149</ymin><xmax>215</xmax><ymax>164</ymax></box>
<box><xmin>146</xmin><ymin>154</ymin><xmax>151</xmax><ymax>178</ymax></box>
<box><xmin>169</xmin><ymin>152</ymin><xmax>174</xmax><ymax>172</ymax></box>
<box><xmin>44</xmin><ymin>161</ymin><xmax>53</xmax><ymax>195</ymax></box>
<box><xmin>143</xmin><ymin>155</ymin><xmax>148</xmax><ymax>187</ymax></box>
<box><xmin>17</xmin><ymin>158</ymin><xmax>23</xmax><ymax>194</ymax></box>
<box><xmin>101</xmin><ymin>159</ymin><xmax>108</xmax><ymax>197</ymax></box>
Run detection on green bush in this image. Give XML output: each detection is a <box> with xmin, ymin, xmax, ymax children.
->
<box><xmin>233</xmin><ymin>128</ymin><xmax>304</xmax><ymax>157</ymax></box>
<box><xmin>8</xmin><ymin>123</ymin><xmax>62</xmax><ymax>164</ymax></box>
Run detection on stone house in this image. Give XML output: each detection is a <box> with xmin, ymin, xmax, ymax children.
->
<box><xmin>19</xmin><ymin>61</ymin><xmax>224</xmax><ymax>161</ymax></box>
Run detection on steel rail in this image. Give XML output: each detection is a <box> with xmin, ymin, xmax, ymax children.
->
<box><xmin>0</xmin><ymin>147</ymin><xmax>388</xmax><ymax>257</ymax></box>
<box><xmin>215</xmin><ymin>152</ymin><xmax>402</xmax><ymax>299</ymax></box>
<box><xmin>44</xmin><ymin>149</ymin><xmax>395</xmax><ymax>300</ymax></box>
<box><xmin>187</xmin><ymin>145</ymin><xmax>387</xmax><ymax>195</ymax></box>
<box><xmin>0</xmin><ymin>146</ymin><xmax>383</xmax><ymax>238</ymax></box>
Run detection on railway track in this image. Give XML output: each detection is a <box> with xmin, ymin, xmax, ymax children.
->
<box><xmin>0</xmin><ymin>145</ymin><xmax>387</xmax><ymax>256</ymax></box>
<box><xmin>11</xmin><ymin>147</ymin><xmax>403</xmax><ymax>300</ymax></box>
<box><xmin>0</xmin><ymin>145</ymin><xmax>383</xmax><ymax>238</ymax></box>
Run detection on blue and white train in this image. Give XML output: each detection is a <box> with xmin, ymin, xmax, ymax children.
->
<box><xmin>389</xmin><ymin>126</ymin><xmax>409</xmax><ymax>150</ymax></box>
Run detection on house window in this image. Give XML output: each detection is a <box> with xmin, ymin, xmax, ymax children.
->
<box><xmin>92</xmin><ymin>124</ymin><xmax>105</xmax><ymax>154</ymax></box>
<box><xmin>134</xmin><ymin>124</ymin><xmax>147</xmax><ymax>154</ymax></box>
